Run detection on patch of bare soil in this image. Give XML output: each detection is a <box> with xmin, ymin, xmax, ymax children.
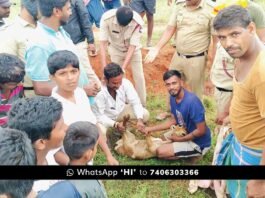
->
<box><xmin>89</xmin><ymin>45</ymin><xmax>175</xmax><ymax>95</ymax></box>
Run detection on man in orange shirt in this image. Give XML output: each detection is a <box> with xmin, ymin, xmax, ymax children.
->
<box><xmin>214</xmin><ymin>6</ymin><xmax>265</xmax><ymax>198</ymax></box>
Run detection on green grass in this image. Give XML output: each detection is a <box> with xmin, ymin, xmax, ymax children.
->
<box><xmin>103</xmin><ymin>180</ymin><xmax>216</xmax><ymax>198</ymax></box>
<box><xmin>94</xmin><ymin>93</ymin><xmax>217</xmax><ymax>165</ymax></box>
<box><xmin>140</xmin><ymin>0</ymin><xmax>171</xmax><ymax>46</ymax></box>
<box><xmin>7</xmin><ymin>0</ymin><xmax>265</xmax><ymax>197</ymax></box>
<box><xmin>146</xmin><ymin>93</ymin><xmax>168</xmax><ymax>123</ymax></box>
<box><xmin>93</xmin><ymin>93</ymin><xmax>218</xmax><ymax>197</ymax></box>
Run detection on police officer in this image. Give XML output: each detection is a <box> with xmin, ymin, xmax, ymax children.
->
<box><xmin>0</xmin><ymin>0</ymin><xmax>11</xmax><ymax>28</ymax></box>
<box><xmin>99</xmin><ymin>6</ymin><xmax>146</xmax><ymax>106</ymax></box>
<box><xmin>145</xmin><ymin>0</ymin><xmax>216</xmax><ymax>100</ymax></box>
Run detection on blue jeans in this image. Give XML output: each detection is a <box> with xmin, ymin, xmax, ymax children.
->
<box><xmin>86</xmin><ymin>0</ymin><xmax>105</xmax><ymax>28</ymax></box>
<box><xmin>102</xmin><ymin>0</ymin><xmax>121</xmax><ymax>11</ymax></box>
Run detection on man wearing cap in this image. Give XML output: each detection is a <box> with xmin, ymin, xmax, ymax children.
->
<box><xmin>99</xmin><ymin>6</ymin><xmax>146</xmax><ymax>106</ymax></box>
<box><xmin>0</xmin><ymin>0</ymin><xmax>39</xmax><ymax>97</ymax></box>
<box><xmin>0</xmin><ymin>0</ymin><xmax>11</xmax><ymax>28</ymax></box>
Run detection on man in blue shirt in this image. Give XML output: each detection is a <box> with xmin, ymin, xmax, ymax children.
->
<box><xmin>140</xmin><ymin>70</ymin><xmax>211</xmax><ymax>159</ymax></box>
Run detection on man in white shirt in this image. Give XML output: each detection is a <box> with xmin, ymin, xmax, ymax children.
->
<box><xmin>93</xmin><ymin>63</ymin><xmax>149</xmax><ymax>134</ymax></box>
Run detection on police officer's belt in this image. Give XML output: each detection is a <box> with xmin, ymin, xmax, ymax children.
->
<box><xmin>177</xmin><ymin>51</ymin><xmax>206</xmax><ymax>59</ymax></box>
<box><xmin>216</xmin><ymin>87</ymin><xmax>233</xmax><ymax>92</ymax></box>
<box><xmin>23</xmin><ymin>87</ymin><xmax>34</xmax><ymax>90</ymax></box>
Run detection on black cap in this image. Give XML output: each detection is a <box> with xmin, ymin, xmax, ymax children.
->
<box><xmin>116</xmin><ymin>6</ymin><xmax>133</xmax><ymax>26</ymax></box>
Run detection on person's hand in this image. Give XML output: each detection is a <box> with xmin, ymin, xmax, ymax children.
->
<box><xmin>139</xmin><ymin>126</ymin><xmax>152</xmax><ymax>135</ymax></box>
<box><xmin>215</xmin><ymin>111</ymin><xmax>229</xmax><ymax>125</ymax></box>
<box><xmin>169</xmin><ymin>133</ymin><xmax>183</xmax><ymax>142</ymax></box>
<box><xmin>87</xmin><ymin>43</ymin><xmax>96</xmax><ymax>52</ymax></box>
<box><xmin>136</xmin><ymin>119</ymin><xmax>145</xmax><ymax>131</ymax></box>
<box><xmin>87</xmin><ymin>43</ymin><xmax>97</xmax><ymax>56</ymax></box>
<box><xmin>247</xmin><ymin>180</ymin><xmax>265</xmax><ymax>198</ymax></box>
<box><xmin>116</xmin><ymin>122</ymin><xmax>125</xmax><ymax>132</ymax></box>
<box><xmin>144</xmin><ymin>47</ymin><xmax>159</xmax><ymax>63</ymax></box>
<box><xmin>84</xmin><ymin>81</ymin><xmax>100</xmax><ymax>96</ymax></box>
<box><xmin>121</xmin><ymin>67</ymin><xmax>126</xmax><ymax>74</ymax></box>
<box><xmin>106</xmin><ymin>155</ymin><xmax>119</xmax><ymax>165</ymax></box>
<box><xmin>222</xmin><ymin>116</ymin><xmax>230</xmax><ymax>126</ymax></box>
<box><xmin>204</xmin><ymin>80</ymin><xmax>214</xmax><ymax>96</ymax></box>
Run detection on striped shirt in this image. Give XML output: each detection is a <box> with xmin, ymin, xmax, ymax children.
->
<box><xmin>0</xmin><ymin>85</ymin><xmax>24</xmax><ymax>127</ymax></box>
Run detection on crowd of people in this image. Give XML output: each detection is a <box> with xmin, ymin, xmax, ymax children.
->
<box><xmin>0</xmin><ymin>0</ymin><xmax>265</xmax><ymax>197</ymax></box>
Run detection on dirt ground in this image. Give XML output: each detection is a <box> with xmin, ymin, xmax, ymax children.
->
<box><xmin>89</xmin><ymin>45</ymin><xmax>175</xmax><ymax>95</ymax></box>
<box><xmin>89</xmin><ymin>42</ymin><xmax>214</xmax><ymax>96</ymax></box>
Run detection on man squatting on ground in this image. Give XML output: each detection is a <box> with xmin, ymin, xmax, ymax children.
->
<box><xmin>140</xmin><ymin>70</ymin><xmax>211</xmax><ymax>160</ymax></box>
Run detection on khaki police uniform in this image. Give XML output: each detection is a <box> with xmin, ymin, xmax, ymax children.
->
<box><xmin>0</xmin><ymin>17</ymin><xmax>36</xmax><ymax>97</ymax></box>
<box><xmin>210</xmin><ymin>42</ymin><xmax>234</xmax><ymax>115</ymax></box>
<box><xmin>99</xmin><ymin>9</ymin><xmax>146</xmax><ymax>106</ymax></box>
<box><xmin>168</xmin><ymin>0</ymin><xmax>214</xmax><ymax>99</ymax></box>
